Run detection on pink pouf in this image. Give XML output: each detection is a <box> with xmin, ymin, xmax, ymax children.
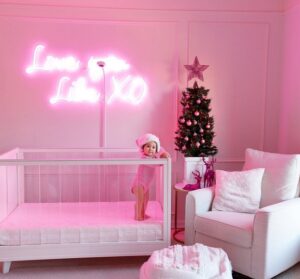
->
<box><xmin>140</xmin><ymin>244</ymin><xmax>232</xmax><ymax>279</ymax></box>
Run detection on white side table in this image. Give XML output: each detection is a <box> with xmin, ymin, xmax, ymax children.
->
<box><xmin>173</xmin><ymin>182</ymin><xmax>189</xmax><ymax>244</ymax></box>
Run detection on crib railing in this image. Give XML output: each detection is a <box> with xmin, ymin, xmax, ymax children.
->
<box><xmin>0</xmin><ymin>148</ymin><xmax>21</xmax><ymax>222</ymax></box>
<box><xmin>0</xmin><ymin>148</ymin><xmax>171</xmax><ymax>243</ymax></box>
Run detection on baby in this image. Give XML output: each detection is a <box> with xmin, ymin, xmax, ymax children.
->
<box><xmin>132</xmin><ymin>133</ymin><xmax>169</xmax><ymax>221</ymax></box>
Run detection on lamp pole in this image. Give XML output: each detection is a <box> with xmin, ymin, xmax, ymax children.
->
<box><xmin>97</xmin><ymin>61</ymin><xmax>106</xmax><ymax>147</ymax></box>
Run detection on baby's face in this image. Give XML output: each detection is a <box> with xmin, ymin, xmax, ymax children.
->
<box><xmin>143</xmin><ymin>141</ymin><xmax>157</xmax><ymax>157</ymax></box>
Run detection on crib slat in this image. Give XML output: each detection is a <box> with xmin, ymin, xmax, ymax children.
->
<box><xmin>2</xmin><ymin>261</ymin><xmax>12</xmax><ymax>274</ymax></box>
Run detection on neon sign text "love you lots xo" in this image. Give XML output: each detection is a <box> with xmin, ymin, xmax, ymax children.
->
<box><xmin>26</xmin><ymin>44</ymin><xmax>148</xmax><ymax>105</ymax></box>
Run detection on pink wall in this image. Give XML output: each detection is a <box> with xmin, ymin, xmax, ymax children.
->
<box><xmin>0</xmin><ymin>17</ymin><xmax>177</xmax><ymax>153</ymax></box>
<box><xmin>0</xmin><ymin>1</ymin><xmax>284</xmax><ymax>158</ymax></box>
<box><xmin>283</xmin><ymin>0</ymin><xmax>300</xmax><ymax>10</ymax></box>
<box><xmin>278</xmin><ymin>1</ymin><xmax>300</xmax><ymax>153</ymax></box>
<box><xmin>0</xmin><ymin>0</ymin><xmax>284</xmax><ymax>12</ymax></box>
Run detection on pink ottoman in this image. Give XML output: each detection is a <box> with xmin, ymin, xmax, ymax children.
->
<box><xmin>140</xmin><ymin>244</ymin><xmax>232</xmax><ymax>279</ymax></box>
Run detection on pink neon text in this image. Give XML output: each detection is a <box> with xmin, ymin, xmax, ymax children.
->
<box><xmin>50</xmin><ymin>77</ymin><xmax>100</xmax><ymax>104</ymax></box>
<box><xmin>26</xmin><ymin>44</ymin><xmax>148</xmax><ymax>105</ymax></box>
<box><xmin>26</xmin><ymin>45</ymin><xmax>80</xmax><ymax>73</ymax></box>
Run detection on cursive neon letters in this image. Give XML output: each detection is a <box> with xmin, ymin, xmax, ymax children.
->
<box><xmin>88</xmin><ymin>56</ymin><xmax>130</xmax><ymax>82</ymax></box>
<box><xmin>26</xmin><ymin>45</ymin><xmax>80</xmax><ymax>74</ymax></box>
<box><xmin>50</xmin><ymin>77</ymin><xmax>100</xmax><ymax>104</ymax></box>
<box><xmin>26</xmin><ymin>44</ymin><xmax>148</xmax><ymax>105</ymax></box>
<box><xmin>108</xmin><ymin>76</ymin><xmax>147</xmax><ymax>105</ymax></box>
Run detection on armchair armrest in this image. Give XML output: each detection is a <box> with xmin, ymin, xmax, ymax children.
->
<box><xmin>184</xmin><ymin>187</ymin><xmax>215</xmax><ymax>245</ymax></box>
<box><xmin>252</xmin><ymin>198</ymin><xmax>300</xmax><ymax>279</ymax></box>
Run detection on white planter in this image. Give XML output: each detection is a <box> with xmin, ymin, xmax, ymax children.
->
<box><xmin>184</xmin><ymin>157</ymin><xmax>207</xmax><ymax>185</ymax></box>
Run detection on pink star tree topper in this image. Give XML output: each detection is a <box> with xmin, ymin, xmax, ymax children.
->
<box><xmin>184</xmin><ymin>56</ymin><xmax>209</xmax><ymax>81</ymax></box>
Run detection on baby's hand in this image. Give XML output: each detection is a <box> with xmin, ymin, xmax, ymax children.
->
<box><xmin>159</xmin><ymin>152</ymin><xmax>170</xmax><ymax>158</ymax></box>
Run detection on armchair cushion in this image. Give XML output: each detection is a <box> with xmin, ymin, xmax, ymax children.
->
<box><xmin>243</xmin><ymin>148</ymin><xmax>300</xmax><ymax>207</ymax></box>
<box><xmin>212</xmin><ymin>168</ymin><xmax>264</xmax><ymax>213</ymax></box>
<box><xmin>194</xmin><ymin>211</ymin><xmax>255</xmax><ymax>248</ymax></box>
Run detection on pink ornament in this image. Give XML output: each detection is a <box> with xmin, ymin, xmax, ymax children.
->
<box><xmin>193</xmin><ymin>132</ymin><xmax>197</xmax><ymax>137</ymax></box>
<box><xmin>200</xmin><ymin>129</ymin><xmax>204</xmax><ymax>133</ymax></box>
<box><xmin>201</xmin><ymin>139</ymin><xmax>205</xmax><ymax>144</ymax></box>
<box><xmin>196</xmin><ymin>142</ymin><xmax>200</xmax><ymax>148</ymax></box>
<box><xmin>184</xmin><ymin>136</ymin><xmax>189</xmax><ymax>141</ymax></box>
<box><xmin>196</xmin><ymin>99</ymin><xmax>201</xmax><ymax>104</ymax></box>
<box><xmin>193</xmin><ymin>120</ymin><xmax>197</xmax><ymax>125</ymax></box>
<box><xmin>194</xmin><ymin>111</ymin><xmax>199</xmax><ymax>116</ymax></box>
<box><xmin>180</xmin><ymin>118</ymin><xmax>185</xmax><ymax>123</ymax></box>
<box><xmin>187</xmin><ymin>120</ymin><xmax>192</xmax><ymax>126</ymax></box>
<box><xmin>206</xmin><ymin>124</ymin><xmax>211</xmax><ymax>129</ymax></box>
<box><xmin>182</xmin><ymin>146</ymin><xmax>186</xmax><ymax>150</ymax></box>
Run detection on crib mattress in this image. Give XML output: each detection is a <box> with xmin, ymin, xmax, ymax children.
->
<box><xmin>0</xmin><ymin>201</ymin><xmax>163</xmax><ymax>246</ymax></box>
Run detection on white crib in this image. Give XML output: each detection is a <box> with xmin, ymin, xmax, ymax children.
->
<box><xmin>0</xmin><ymin>148</ymin><xmax>171</xmax><ymax>273</ymax></box>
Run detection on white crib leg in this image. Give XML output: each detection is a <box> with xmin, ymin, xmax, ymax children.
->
<box><xmin>2</xmin><ymin>261</ymin><xmax>12</xmax><ymax>274</ymax></box>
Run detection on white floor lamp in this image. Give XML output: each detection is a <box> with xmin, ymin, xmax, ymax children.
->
<box><xmin>97</xmin><ymin>61</ymin><xmax>106</xmax><ymax>147</ymax></box>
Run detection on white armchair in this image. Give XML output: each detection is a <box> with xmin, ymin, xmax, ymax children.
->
<box><xmin>185</xmin><ymin>149</ymin><xmax>300</xmax><ymax>279</ymax></box>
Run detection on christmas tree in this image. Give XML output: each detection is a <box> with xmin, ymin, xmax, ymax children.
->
<box><xmin>175</xmin><ymin>57</ymin><xmax>218</xmax><ymax>157</ymax></box>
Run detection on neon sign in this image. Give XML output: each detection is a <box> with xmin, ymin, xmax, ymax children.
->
<box><xmin>26</xmin><ymin>44</ymin><xmax>147</xmax><ymax>105</ymax></box>
<box><xmin>26</xmin><ymin>45</ymin><xmax>80</xmax><ymax>73</ymax></box>
<box><xmin>50</xmin><ymin>77</ymin><xmax>100</xmax><ymax>104</ymax></box>
<box><xmin>88</xmin><ymin>56</ymin><xmax>130</xmax><ymax>82</ymax></box>
<box><xmin>108</xmin><ymin>76</ymin><xmax>147</xmax><ymax>105</ymax></box>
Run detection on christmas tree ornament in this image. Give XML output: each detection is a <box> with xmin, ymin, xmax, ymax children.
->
<box><xmin>175</xmin><ymin>58</ymin><xmax>218</xmax><ymax>157</ymax></box>
<box><xmin>184</xmin><ymin>56</ymin><xmax>209</xmax><ymax>82</ymax></box>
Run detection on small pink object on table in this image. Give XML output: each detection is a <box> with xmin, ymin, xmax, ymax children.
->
<box><xmin>183</xmin><ymin>170</ymin><xmax>202</xmax><ymax>191</ymax></box>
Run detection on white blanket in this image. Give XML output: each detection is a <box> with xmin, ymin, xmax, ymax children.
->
<box><xmin>140</xmin><ymin>243</ymin><xmax>232</xmax><ymax>279</ymax></box>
